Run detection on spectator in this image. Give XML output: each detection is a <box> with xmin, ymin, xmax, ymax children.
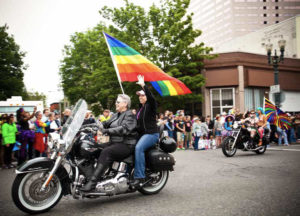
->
<box><xmin>205</xmin><ymin>115</ymin><xmax>214</xmax><ymax>139</ymax></box>
<box><xmin>192</xmin><ymin>117</ymin><xmax>201</xmax><ymax>151</ymax></box>
<box><xmin>173</xmin><ymin>115</ymin><xmax>179</xmax><ymax>143</ymax></box>
<box><xmin>214</xmin><ymin>115</ymin><xmax>223</xmax><ymax>148</ymax></box>
<box><xmin>62</xmin><ymin>109</ymin><xmax>71</xmax><ymax>126</ymax></box>
<box><xmin>0</xmin><ymin>114</ymin><xmax>7</xmax><ymax>168</ymax></box>
<box><xmin>16</xmin><ymin>108</ymin><xmax>36</xmax><ymax>165</ymax></box>
<box><xmin>176</xmin><ymin>115</ymin><xmax>185</xmax><ymax>150</ymax></box>
<box><xmin>41</xmin><ymin>108</ymin><xmax>50</xmax><ymax>122</ymax></box>
<box><xmin>184</xmin><ymin>116</ymin><xmax>192</xmax><ymax>149</ymax></box>
<box><xmin>83</xmin><ymin>110</ymin><xmax>96</xmax><ymax>125</ymax></box>
<box><xmin>49</xmin><ymin>113</ymin><xmax>61</xmax><ymax>135</ymax></box>
<box><xmin>199</xmin><ymin>117</ymin><xmax>209</xmax><ymax>149</ymax></box>
<box><xmin>220</xmin><ymin>112</ymin><xmax>227</xmax><ymax>125</ymax></box>
<box><xmin>166</xmin><ymin>113</ymin><xmax>175</xmax><ymax>138</ymax></box>
<box><xmin>294</xmin><ymin>114</ymin><xmax>300</xmax><ymax>141</ymax></box>
<box><xmin>34</xmin><ymin>111</ymin><xmax>51</xmax><ymax>157</ymax></box>
<box><xmin>99</xmin><ymin>109</ymin><xmax>111</xmax><ymax>122</ymax></box>
<box><xmin>2</xmin><ymin>114</ymin><xmax>18</xmax><ymax>169</ymax></box>
<box><xmin>289</xmin><ymin>114</ymin><xmax>297</xmax><ymax>143</ymax></box>
<box><xmin>277</xmin><ymin>126</ymin><xmax>289</xmax><ymax>146</ymax></box>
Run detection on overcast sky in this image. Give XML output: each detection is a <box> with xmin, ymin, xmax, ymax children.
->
<box><xmin>0</xmin><ymin>0</ymin><xmax>158</xmax><ymax>105</ymax></box>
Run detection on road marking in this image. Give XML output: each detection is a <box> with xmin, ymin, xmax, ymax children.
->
<box><xmin>267</xmin><ymin>148</ymin><xmax>300</xmax><ymax>152</ymax></box>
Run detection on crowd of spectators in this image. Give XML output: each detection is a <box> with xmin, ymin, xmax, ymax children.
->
<box><xmin>157</xmin><ymin>108</ymin><xmax>300</xmax><ymax>151</ymax></box>
<box><xmin>1</xmin><ymin>106</ymin><xmax>300</xmax><ymax>169</ymax></box>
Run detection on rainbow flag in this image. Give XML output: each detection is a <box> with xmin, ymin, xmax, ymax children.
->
<box><xmin>103</xmin><ymin>32</ymin><xmax>191</xmax><ymax>96</ymax></box>
<box><xmin>264</xmin><ymin>98</ymin><xmax>291</xmax><ymax>129</ymax></box>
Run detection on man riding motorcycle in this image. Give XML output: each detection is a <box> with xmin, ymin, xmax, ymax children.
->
<box><xmin>81</xmin><ymin>94</ymin><xmax>137</xmax><ymax>192</ymax></box>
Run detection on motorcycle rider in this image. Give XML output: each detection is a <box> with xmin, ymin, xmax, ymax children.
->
<box><xmin>243</xmin><ymin>110</ymin><xmax>259</xmax><ymax>145</ymax></box>
<box><xmin>130</xmin><ymin>75</ymin><xmax>159</xmax><ymax>188</ymax></box>
<box><xmin>81</xmin><ymin>94</ymin><xmax>137</xmax><ymax>192</ymax></box>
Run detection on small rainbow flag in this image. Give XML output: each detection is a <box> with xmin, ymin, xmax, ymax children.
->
<box><xmin>103</xmin><ymin>32</ymin><xmax>191</xmax><ymax>96</ymax></box>
<box><xmin>264</xmin><ymin>97</ymin><xmax>291</xmax><ymax>129</ymax></box>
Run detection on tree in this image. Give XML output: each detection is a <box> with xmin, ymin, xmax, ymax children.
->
<box><xmin>60</xmin><ymin>0</ymin><xmax>215</xmax><ymax>115</ymax></box>
<box><xmin>0</xmin><ymin>24</ymin><xmax>27</xmax><ymax>100</ymax></box>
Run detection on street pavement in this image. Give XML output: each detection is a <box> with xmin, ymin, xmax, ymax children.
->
<box><xmin>0</xmin><ymin>144</ymin><xmax>299</xmax><ymax>216</ymax></box>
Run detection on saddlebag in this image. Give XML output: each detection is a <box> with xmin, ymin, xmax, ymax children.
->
<box><xmin>146</xmin><ymin>149</ymin><xmax>175</xmax><ymax>171</ymax></box>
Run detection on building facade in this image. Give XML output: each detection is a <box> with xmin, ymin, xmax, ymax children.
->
<box><xmin>216</xmin><ymin>15</ymin><xmax>300</xmax><ymax>58</ymax></box>
<box><xmin>188</xmin><ymin>0</ymin><xmax>300</xmax><ymax>49</ymax></box>
<box><xmin>202</xmin><ymin>52</ymin><xmax>300</xmax><ymax>117</ymax></box>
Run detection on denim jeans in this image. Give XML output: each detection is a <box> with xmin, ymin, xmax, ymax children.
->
<box><xmin>194</xmin><ymin>136</ymin><xmax>200</xmax><ymax>150</ymax></box>
<box><xmin>134</xmin><ymin>133</ymin><xmax>159</xmax><ymax>179</ymax></box>
<box><xmin>277</xmin><ymin>127</ymin><xmax>288</xmax><ymax>145</ymax></box>
<box><xmin>289</xmin><ymin>128</ymin><xmax>296</xmax><ymax>143</ymax></box>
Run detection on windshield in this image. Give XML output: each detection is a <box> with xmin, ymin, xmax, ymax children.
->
<box><xmin>61</xmin><ymin>99</ymin><xmax>87</xmax><ymax>153</ymax></box>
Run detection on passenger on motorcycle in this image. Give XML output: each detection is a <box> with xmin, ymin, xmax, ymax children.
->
<box><xmin>130</xmin><ymin>75</ymin><xmax>159</xmax><ymax>188</ymax></box>
<box><xmin>81</xmin><ymin>94</ymin><xmax>138</xmax><ymax>192</ymax></box>
<box><xmin>257</xmin><ymin>107</ymin><xmax>267</xmax><ymax>146</ymax></box>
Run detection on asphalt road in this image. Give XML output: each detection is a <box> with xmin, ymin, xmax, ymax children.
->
<box><xmin>0</xmin><ymin>144</ymin><xmax>300</xmax><ymax>216</ymax></box>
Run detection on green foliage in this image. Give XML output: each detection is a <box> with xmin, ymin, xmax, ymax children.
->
<box><xmin>60</xmin><ymin>0</ymin><xmax>215</xmax><ymax>114</ymax></box>
<box><xmin>0</xmin><ymin>25</ymin><xmax>27</xmax><ymax>100</ymax></box>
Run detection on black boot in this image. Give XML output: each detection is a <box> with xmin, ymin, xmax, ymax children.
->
<box><xmin>81</xmin><ymin>163</ymin><xmax>106</xmax><ymax>192</ymax></box>
<box><xmin>130</xmin><ymin>178</ymin><xmax>145</xmax><ymax>188</ymax></box>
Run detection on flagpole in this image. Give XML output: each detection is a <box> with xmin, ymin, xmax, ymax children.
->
<box><xmin>102</xmin><ymin>31</ymin><xmax>125</xmax><ymax>95</ymax></box>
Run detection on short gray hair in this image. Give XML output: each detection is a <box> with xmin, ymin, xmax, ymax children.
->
<box><xmin>117</xmin><ymin>94</ymin><xmax>131</xmax><ymax>109</ymax></box>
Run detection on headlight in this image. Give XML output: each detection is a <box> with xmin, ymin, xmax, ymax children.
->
<box><xmin>233</xmin><ymin>123</ymin><xmax>238</xmax><ymax>129</ymax></box>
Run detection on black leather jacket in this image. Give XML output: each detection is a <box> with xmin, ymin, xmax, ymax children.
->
<box><xmin>102</xmin><ymin>110</ymin><xmax>137</xmax><ymax>145</ymax></box>
<box><xmin>137</xmin><ymin>85</ymin><xmax>159</xmax><ymax>135</ymax></box>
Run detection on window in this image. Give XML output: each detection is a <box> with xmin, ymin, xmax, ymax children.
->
<box><xmin>264</xmin><ymin>21</ymin><xmax>268</xmax><ymax>24</ymax></box>
<box><xmin>263</xmin><ymin>6</ymin><xmax>267</xmax><ymax>9</ymax></box>
<box><xmin>276</xmin><ymin>21</ymin><xmax>279</xmax><ymax>23</ymax></box>
<box><xmin>264</xmin><ymin>13</ymin><xmax>267</xmax><ymax>17</ymax></box>
<box><xmin>210</xmin><ymin>88</ymin><xmax>235</xmax><ymax>117</ymax></box>
<box><xmin>244</xmin><ymin>88</ymin><xmax>265</xmax><ymax>111</ymax></box>
<box><xmin>275</xmin><ymin>6</ymin><xmax>279</xmax><ymax>9</ymax></box>
<box><xmin>276</xmin><ymin>13</ymin><xmax>279</xmax><ymax>17</ymax></box>
<box><xmin>263</xmin><ymin>0</ymin><xmax>266</xmax><ymax>2</ymax></box>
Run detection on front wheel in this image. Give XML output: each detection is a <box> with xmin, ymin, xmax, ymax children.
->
<box><xmin>12</xmin><ymin>172</ymin><xmax>63</xmax><ymax>214</ymax></box>
<box><xmin>138</xmin><ymin>170</ymin><xmax>169</xmax><ymax>195</ymax></box>
<box><xmin>222</xmin><ymin>136</ymin><xmax>237</xmax><ymax>157</ymax></box>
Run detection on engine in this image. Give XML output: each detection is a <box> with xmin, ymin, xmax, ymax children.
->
<box><xmin>95</xmin><ymin>162</ymin><xmax>129</xmax><ymax>195</ymax></box>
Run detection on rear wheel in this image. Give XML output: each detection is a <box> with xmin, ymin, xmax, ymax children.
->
<box><xmin>222</xmin><ymin>136</ymin><xmax>237</xmax><ymax>157</ymax></box>
<box><xmin>138</xmin><ymin>170</ymin><xmax>169</xmax><ymax>195</ymax></box>
<box><xmin>12</xmin><ymin>172</ymin><xmax>62</xmax><ymax>214</ymax></box>
<box><xmin>255</xmin><ymin>145</ymin><xmax>267</xmax><ymax>154</ymax></box>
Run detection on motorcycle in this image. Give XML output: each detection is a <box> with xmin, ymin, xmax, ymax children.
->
<box><xmin>12</xmin><ymin>99</ymin><xmax>176</xmax><ymax>214</ymax></box>
<box><xmin>222</xmin><ymin>121</ymin><xmax>270</xmax><ymax>157</ymax></box>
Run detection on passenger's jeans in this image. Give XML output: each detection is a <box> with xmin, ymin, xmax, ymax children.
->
<box><xmin>134</xmin><ymin>133</ymin><xmax>159</xmax><ymax>179</ymax></box>
<box><xmin>277</xmin><ymin>127</ymin><xmax>288</xmax><ymax>145</ymax></box>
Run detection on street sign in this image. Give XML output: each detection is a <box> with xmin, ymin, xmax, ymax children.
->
<box><xmin>270</xmin><ymin>85</ymin><xmax>280</xmax><ymax>94</ymax></box>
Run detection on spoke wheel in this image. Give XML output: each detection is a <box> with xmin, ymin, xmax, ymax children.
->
<box><xmin>222</xmin><ymin>137</ymin><xmax>237</xmax><ymax>157</ymax></box>
<box><xmin>255</xmin><ymin>145</ymin><xmax>267</xmax><ymax>154</ymax></box>
<box><xmin>138</xmin><ymin>170</ymin><xmax>169</xmax><ymax>195</ymax></box>
<box><xmin>12</xmin><ymin>172</ymin><xmax>62</xmax><ymax>214</ymax></box>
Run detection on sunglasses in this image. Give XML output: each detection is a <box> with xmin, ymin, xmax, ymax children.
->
<box><xmin>116</xmin><ymin>100</ymin><xmax>123</xmax><ymax>104</ymax></box>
